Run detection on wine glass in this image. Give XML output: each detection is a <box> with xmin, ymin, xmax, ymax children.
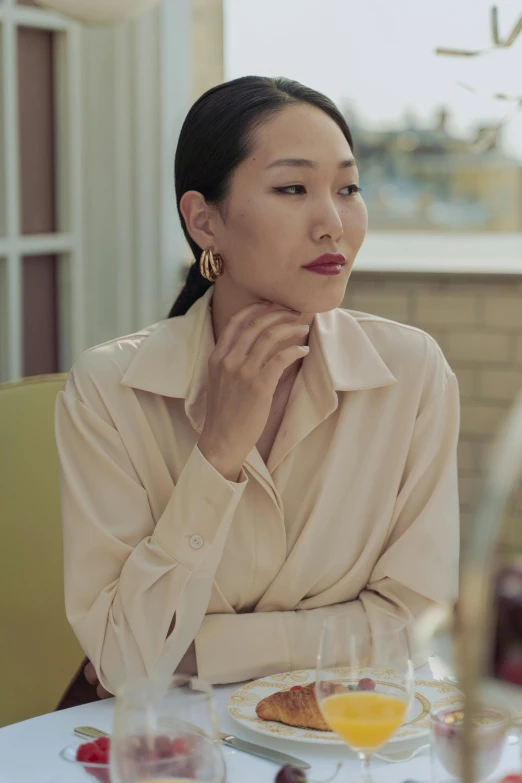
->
<box><xmin>316</xmin><ymin>616</ymin><xmax>414</xmax><ymax>782</ymax></box>
<box><xmin>110</xmin><ymin>674</ymin><xmax>226</xmax><ymax>783</ymax></box>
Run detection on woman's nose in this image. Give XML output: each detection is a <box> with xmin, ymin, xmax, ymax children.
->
<box><xmin>311</xmin><ymin>199</ymin><xmax>344</xmax><ymax>242</ymax></box>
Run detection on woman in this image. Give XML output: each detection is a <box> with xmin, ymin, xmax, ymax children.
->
<box><xmin>56</xmin><ymin>76</ymin><xmax>459</xmax><ymax>698</ymax></box>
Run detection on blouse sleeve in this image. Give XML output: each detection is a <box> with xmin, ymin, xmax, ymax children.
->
<box><xmin>56</xmin><ymin>383</ymin><xmax>248</xmax><ymax>695</ymax></box>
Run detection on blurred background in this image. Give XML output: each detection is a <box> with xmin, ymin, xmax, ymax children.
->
<box><xmin>0</xmin><ymin>0</ymin><xmax>521</xmax><ymax>541</ymax></box>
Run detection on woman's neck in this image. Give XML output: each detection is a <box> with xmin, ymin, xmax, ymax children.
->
<box><xmin>210</xmin><ymin>279</ymin><xmax>313</xmax><ymax>391</ymax></box>
<box><xmin>210</xmin><ymin>278</ymin><xmax>314</xmax><ymax>342</ymax></box>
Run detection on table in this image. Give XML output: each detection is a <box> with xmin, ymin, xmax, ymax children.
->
<box><xmin>0</xmin><ymin>682</ymin><xmax>520</xmax><ymax>783</ymax></box>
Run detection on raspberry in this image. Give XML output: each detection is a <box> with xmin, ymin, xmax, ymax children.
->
<box><xmin>172</xmin><ymin>737</ymin><xmax>191</xmax><ymax>756</ymax></box>
<box><xmin>93</xmin><ymin>737</ymin><xmax>110</xmax><ymax>753</ymax></box>
<box><xmin>77</xmin><ymin>743</ymin><xmax>96</xmax><ymax>762</ymax></box>
<box><xmin>290</xmin><ymin>685</ymin><xmax>303</xmax><ymax>691</ymax></box>
<box><xmin>77</xmin><ymin>741</ymin><xmax>110</xmax><ymax>783</ymax></box>
<box><xmin>88</xmin><ymin>748</ymin><xmax>105</xmax><ymax>764</ymax></box>
<box><xmin>155</xmin><ymin>735</ymin><xmax>174</xmax><ymax>758</ymax></box>
<box><xmin>87</xmin><ymin>769</ymin><xmax>110</xmax><ymax>783</ymax></box>
<box><xmin>358</xmin><ymin>678</ymin><xmax>376</xmax><ymax>691</ymax></box>
<box><xmin>500</xmin><ymin>776</ymin><xmax>522</xmax><ymax>783</ymax></box>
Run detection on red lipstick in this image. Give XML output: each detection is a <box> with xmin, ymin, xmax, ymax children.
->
<box><xmin>303</xmin><ymin>253</ymin><xmax>346</xmax><ymax>276</ymax></box>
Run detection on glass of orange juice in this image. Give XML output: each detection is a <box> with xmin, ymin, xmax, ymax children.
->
<box><xmin>110</xmin><ymin>674</ymin><xmax>226</xmax><ymax>783</ymax></box>
<box><xmin>316</xmin><ymin>616</ymin><xmax>414</xmax><ymax>781</ymax></box>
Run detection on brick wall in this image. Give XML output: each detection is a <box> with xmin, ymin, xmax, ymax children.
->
<box><xmin>342</xmin><ymin>272</ymin><xmax>522</xmax><ymax>548</ymax></box>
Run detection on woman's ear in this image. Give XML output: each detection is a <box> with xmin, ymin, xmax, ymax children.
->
<box><xmin>180</xmin><ymin>191</ymin><xmax>217</xmax><ymax>251</ymax></box>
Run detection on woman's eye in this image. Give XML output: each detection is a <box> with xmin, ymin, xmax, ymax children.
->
<box><xmin>274</xmin><ymin>184</ymin><xmax>362</xmax><ymax>196</ymax></box>
<box><xmin>340</xmin><ymin>184</ymin><xmax>362</xmax><ymax>196</ymax></box>
<box><xmin>274</xmin><ymin>185</ymin><xmax>306</xmax><ymax>195</ymax></box>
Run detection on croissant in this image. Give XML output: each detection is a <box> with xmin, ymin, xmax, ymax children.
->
<box><xmin>256</xmin><ymin>682</ymin><xmax>346</xmax><ymax>731</ymax></box>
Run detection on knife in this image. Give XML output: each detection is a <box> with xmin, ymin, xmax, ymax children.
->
<box><xmin>219</xmin><ymin>731</ymin><xmax>311</xmax><ymax>770</ymax></box>
<box><xmin>75</xmin><ymin>725</ymin><xmax>310</xmax><ymax>770</ymax></box>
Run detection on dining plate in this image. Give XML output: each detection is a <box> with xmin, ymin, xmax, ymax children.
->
<box><xmin>228</xmin><ymin>668</ymin><xmax>462</xmax><ymax>745</ymax></box>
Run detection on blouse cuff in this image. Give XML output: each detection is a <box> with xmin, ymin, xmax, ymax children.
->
<box><xmin>152</xmin><ymin>444</ymin><xmax>248</xmax><ymax>572</ymax></box>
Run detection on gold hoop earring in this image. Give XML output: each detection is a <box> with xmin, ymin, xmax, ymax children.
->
<box><xmin>199</xmin><ymin>248</ymin><xmax>224</xmax><ymax>283</ymax></box>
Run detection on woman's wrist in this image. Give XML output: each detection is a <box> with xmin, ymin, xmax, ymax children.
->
<box><xmin>197</xmin><ymin>435</ymin><xmax>243</xmax><ymax>483</ymax></box>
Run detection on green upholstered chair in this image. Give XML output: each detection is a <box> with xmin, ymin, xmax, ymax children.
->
<box><xmin>0</xmin><ymin>374</ymin><xmax>85</xmax><ymax>727</ymax></box>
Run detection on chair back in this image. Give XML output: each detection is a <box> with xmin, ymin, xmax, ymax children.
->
<box><xmin>0</xmin><ymin>374</ymin><xmax>84</xmax><ymax>727</ymax></box>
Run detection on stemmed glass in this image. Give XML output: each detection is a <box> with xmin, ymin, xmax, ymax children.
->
<box><xmin>110</xmin><ymin>674</ymin><xmax>226</xmax><ymax>783</ymax></box>
<box><xmin>316</xmin><ymin>616</ymin><xmax>414</xmax><ymax>782</ymax></box>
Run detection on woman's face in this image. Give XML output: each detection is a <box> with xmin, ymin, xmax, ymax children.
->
<box><xmin>211</xmin><ymin>103</ymin><xmax>368</xmax><ymax>314</ymax></box>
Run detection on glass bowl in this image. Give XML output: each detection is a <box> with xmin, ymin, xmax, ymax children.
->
<box><xmin>430</xmin><ymin>703</ymin><xmax>509</xmax><ymax>781</ymax></box>
<box><xmin>60</xmin><ymin>744</ymin><xmax>111</xmax><ymax>783</ymax></box>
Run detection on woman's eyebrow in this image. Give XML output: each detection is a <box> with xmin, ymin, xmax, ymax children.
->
<box><xmin>266</xmin><ymin>157</ymin><xmax>357</xmax><ymax>170</ymax></box>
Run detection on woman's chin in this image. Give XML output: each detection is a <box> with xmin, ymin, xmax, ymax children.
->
<box><xmin>282</xmin><ymin>285</ymin><xmax>348</xmax><ymax>315</ymax></box>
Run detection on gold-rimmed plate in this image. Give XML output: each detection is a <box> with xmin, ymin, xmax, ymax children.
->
<box><xmin>228</xmin><ymin>668</ymin><xmax>462</xmax><ymax>745</ymax></box>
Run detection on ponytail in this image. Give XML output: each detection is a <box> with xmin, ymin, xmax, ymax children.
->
<box><xmin>168</xmin><ymin>261</ymin><xmax>212</xmax><ymax>318</ymax></box>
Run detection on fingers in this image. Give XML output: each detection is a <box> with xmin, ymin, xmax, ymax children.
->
<box><xmin>85</xmin><ymin>660</ymin><xmax>113</xmax><ymax>699</ymax></box>
<box><xmin>96</xmin><ymin>683</ymin><xmax>113</xmax><ymax>700</ymax></box>
<box><xmin>221</xmin><ymin>309</ymin><xmax>302</xmax><ymax>367</ymax></box>
<box><xmin>263</xmin><ymin>344</ymin><xmax>310</xmax><ymax>386</ymax></box>
<box><xmin>84</xmin><ymin>661</ymin><xmax>97</xmax><ymax>685</ymax></box>
<box><xmin>214</xmin><ymin>301</ymin><xmax>273</xmax><ymax>357</ymax></box>
<box><xmin>246</xmin><ymin>322</ymin><xmax>309</xmax><ymax>370</ymax></box>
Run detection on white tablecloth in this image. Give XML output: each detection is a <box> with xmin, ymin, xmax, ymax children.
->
<box><xmin>0</xmin><ymin>683</ymin><xmax>520</xmax><ymax>783</ymax></box>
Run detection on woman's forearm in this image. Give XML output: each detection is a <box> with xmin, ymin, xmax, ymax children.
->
<box><xmin>194</xmin><ymin>580</ymin><xmax>432</xmax><ymax>684</ymax></box>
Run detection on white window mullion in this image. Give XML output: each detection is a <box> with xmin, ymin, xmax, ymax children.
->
<box><xmin>0</xmin><ymin>233</ymin><xmax>74</xmax><ymax>257</ymax></box>
<box><xmin>3</xmin><ymin>12</ymin><xmax>22</xmax><ymax>380</ymax></box>
<box><xmin>113</xmin><ymin>24</ymin><xmax>135</xmax><ymax>338</ymax></box>
<box><xmin>132</xmin><ymin>8</ymin><xmax>160</xmax><ymax>328</ymax></box>
<box><xmin>67</xmin><ymin>24</ymin><xmax>86</xmax><ymax>361</ymax></box>
<box><xmin>54</xmin><ymin>22</ymin><xmax>85</xmax><ymax>369</ymax></box>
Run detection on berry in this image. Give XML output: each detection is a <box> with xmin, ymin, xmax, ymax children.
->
<box><xmin>93</xmin><ymin>737</ymin><xmax>110</xmax><ymax>753</ymax></box>
<box><xmin>275</xmin><ymin>765</ymin><xmax>308</xmax><ymax>783</ymax></box>
<box><xmin>77</xmin><ymin>743</ymin><xmax>96</xmax><ymax>762</ymax></box>
<box><xmin>500</xmin><ymin>776</ymin><xmax>522</xmax><ymax>783</ymax></box>
<box><xmin>358</xmin><ymin>677</ymin><xmax>376</xmax><ymax>691</ymax></box>
<box><xmin>172</xmin><ymin>736</ymin><xmax>191</xmax><ymax>756</ymax></box>
<box><xmin>76</xmin><ymin>741</ymin><xmax>110</xmax><ymax>783</ymax></box>
<box><xmin>87</xmin><ymin>769</ymin><xmax>110</xmax><ymax>783</ymax></box>
<box><xmin>154</xmin><ymin>734</ymin><xmax>174</xmax><ymax>758</ymax></box>
<box><xmin>290</xmin><ymin>685</ymin><xmax>303</xmax><ymax>691</ymax></box>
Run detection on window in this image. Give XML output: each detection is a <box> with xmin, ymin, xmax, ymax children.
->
<box><xmin>0</xmin><ymin>0</ymin><xmax>84</xmax><ymax>381</ymax></box>
<box><xmin>225</xmin><ymin>0</ymin><xmax>522</xmax><ymax>245</ymax></box>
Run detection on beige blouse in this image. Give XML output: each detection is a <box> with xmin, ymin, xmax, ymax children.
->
<box><xmin>56</xmin><ymin>287</ymin><xmax>460</xmax><ymax>694</ymax></box>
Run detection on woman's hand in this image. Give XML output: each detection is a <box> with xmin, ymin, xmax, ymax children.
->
<box><xmin>84</xmin><ymin>661</ymin><xmax>112</xmax><ymax>699</ymax></box>
<box><xmin>83</xmin><ymin>641</ymin><xmax>198</xmax><ymax>700</ymax></box>
<box><xmin>198</xmin><ymin>302</ymin><xmax>309</xmax><ymax>481</ymax></box>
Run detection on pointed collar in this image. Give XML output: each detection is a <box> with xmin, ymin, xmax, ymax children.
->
<box><xmin>121</xmin><ymin>288</ymin><xmax>397</xmax><ymax>427</ymax></box>
<box><xmin>309</xmin><ymin>306</ymin><xmax>397</xmax><ymax>396</ymax></box>
<box><xmin>121</xmin><ymin>287</ymin><xmax>215</xmax><ymax>432</ymax></box>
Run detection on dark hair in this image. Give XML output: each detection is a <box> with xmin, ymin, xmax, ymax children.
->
<box><xmin>168</xmin><ymin>75</ymin><xmax>354</xmax><ymax>317</ymax></box>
